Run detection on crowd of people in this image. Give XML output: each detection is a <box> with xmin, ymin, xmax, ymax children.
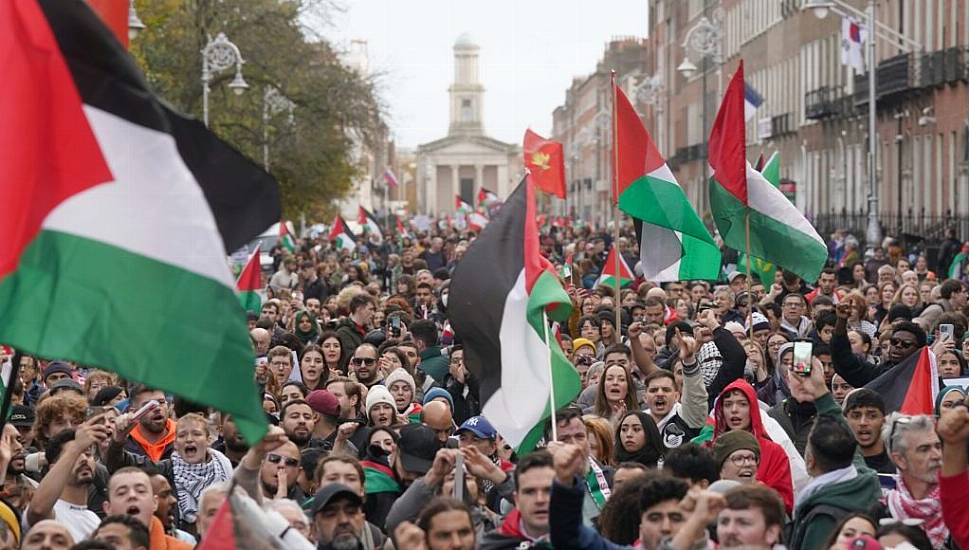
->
<box><xmin>1</xmin><ymin>222</ymin><xmax>969</xmax><ymax>550</ymax></box>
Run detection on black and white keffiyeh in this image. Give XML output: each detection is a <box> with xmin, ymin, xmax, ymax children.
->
<box><xmin>172</xmin><ymin>449</ymin><xmax>232</xmax><ymax>524</ymax></box>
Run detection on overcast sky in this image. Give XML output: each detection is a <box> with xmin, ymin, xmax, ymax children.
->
<box><xmin>319</xmin><ymin>1</ymin><xmax>647</xmax><ymax>149</ymax></box>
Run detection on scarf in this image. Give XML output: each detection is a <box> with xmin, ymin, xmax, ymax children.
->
<box><xmin>796</xmin><ymin>465</ymin><xmax>857</xmax><ymax>508</ymax></box>
<box><xmin>293</xmin><ymin>310</ymin><xmax>319</xmax><ymax>345</ymax></box>
<box><xmin>172</xmin><ymin>449</ymin><xmax>232</xmax><ymax>524</ymax></box>
<box><xmin>584</xmin><ymin>458</ymin><xmax>611</xmax><ymax>509</ymax></box>
<box><xmin>697</xmin><ymin>342</ymin><xmax>723</xmax><ymax>387</ymax></box>
<box><xmin>885</xmin><ymin>475</ymin><xmax>948</xmax><ymax>548</ymax></box>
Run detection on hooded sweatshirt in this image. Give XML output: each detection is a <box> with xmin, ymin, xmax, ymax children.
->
<box><xmin>710</xmin><ymin>379</ymin><xmax>794</xmax><ymax>513</ymax></box>
<box><xmin>480</xmin><ymin>509</ymin><xmax>552</xmax><ymax>550</ymax></box>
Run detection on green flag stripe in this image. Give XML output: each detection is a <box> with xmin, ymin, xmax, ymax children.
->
<box><xmin>619</xmin><ymin>174</ymin><xmax>716</xmax><ymax>244</ymax></box>
<box><xmin>364</xmin><ymin>466</ymin><xmax>401</xmax><ymax>494</ymax></box>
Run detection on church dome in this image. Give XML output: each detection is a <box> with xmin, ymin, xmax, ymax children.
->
<box><xmin>454</xmin><ymin>33</ymin><xmax>478</xmax><ymax>50</ymax></box>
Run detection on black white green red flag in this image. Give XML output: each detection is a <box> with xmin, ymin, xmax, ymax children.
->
<box><xmin>449</xmin><ymin>177</ymin><xmax>579</xmax><ymax>452</ymax></box>
<box><xmin>279</xmin><ymin>220</ymin><xmax>296</xmax><ymax>253</ymax></box>
<box><xmin>236</xmin><ymin>246</ymin><xmax>262</xmax><ymax>314</ymax></box>
<box><xmin>596</xmin><ymin>243</ymin><xmax>634</xmax><ymax>288</ymax></box>
<box><xmin>328</xmin><ymin>215</ymin><xmax>356</xmax><ymax>252</ymax></box>
<box><xmin>358</xmin><ymin>206</ymin><xmax>383</xmax><ymax>241</ymax></box>
<box><xmin>0</xmin><ymin>0</ymin><xmax>278</xmax><ymax>442</ymax></box>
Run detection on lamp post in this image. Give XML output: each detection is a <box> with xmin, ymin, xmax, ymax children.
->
<box><xmin>262</xmin><ymin>86</ymin><xmax>295</xmax><ymax>171</ymax></box>
<box><xmin>128</xmin><ymin>1</ymin><xmax>145</xmax><ymax>40</ymax></box>
<box><xmin>201</xmin><ymin>33</ymin><xmax>249</xmax><ymax>127</ymax></box>
<box><xmin>678</xmin><ymin>13</ymin><xmax>722</xmax><ymax>210</ymax></box>
<box><xmin>802</xmin><ymin>0</ymin><xmax>922</xmax><ymax>251</ymax></box>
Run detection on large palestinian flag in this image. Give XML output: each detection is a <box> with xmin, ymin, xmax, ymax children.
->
<box><xmin>328</xmin><ymin>215</ymin><xmax>356</xmax><ymax>252</ymax></box>
<box><xmin>612</xmin><ymin>83</ymin><xmax>720</xmax><ymax>281</ymax></box>
<box><xmin>708</xmin><ymin>62</ymin><xmax>826</xmax><ymax>282</ymax></box>
<box><xmin>865</xmin><ymin>346</ymin><xmax>940</xmax><ymax>415</ymax></box>
<box><xmin>450</xmin><ymin>178</ymin><xmax>579</xmax><ymax>451</ymax></box>
<box><xmin>1</xmin><ymin>0</ymin><xmax>277</xmax><ymax>442</ymax></box>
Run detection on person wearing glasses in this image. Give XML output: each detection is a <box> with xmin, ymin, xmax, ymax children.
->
<box><xmin>831</xmin><ymin>303</ymin><xmax>926</xmax><ymax>387</ymax></box>
<box><xmin>349</xmin><ymin>344</ymin><xmax>382</xmax><ymax>389</ymax></box>
<box><xmin>713</xmin><ymin>430</ymin><xmax>760</xmax><ymax>484</ymax></box>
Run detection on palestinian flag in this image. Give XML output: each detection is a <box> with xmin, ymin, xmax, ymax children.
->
<box><xmin>279</xmin><ymin>220</ymin><xmax>296</xmax><ymax>253</ymax></box>
<box><xmin>236</xmin><ymin>246</ymin><xmax>263</xmax><ymax>314</ymax></box>
<box><xmin>449</xmin><ymin>177</ymin><xmax>579</xmax><ymax>451</ymax></box>
<box><xmin>708</xmin><ymin>62</ymin><xmax>826</xmax><ymax>282</ymax></box>
<box><xmin>612</xmin><ymin>82</ymin><xmax>720</xmax><ymax>282</ymax></box>
<box><xmin>358</xmin><ymin>206</ymin><xmax>383</xmax><ymax>240</ymax></box>
<box><xmin>467</xmin><ymin>212</ymin><xmax>489</xmax><ymax>232</ymax></box>
<box><xmin>523</xmin><ymin>129</ymin><xmax>566</xmax><ymax>199</ymax></box>
<box><xmin>596</xmin><ymin>243</ymin><xmax>634</xmax><ymax>288</ymax></box>
<box><xmin>559</xmin><ymin>253</ymin><xmax>573</xmax><ymax>282</ymax></box>
<box><xmin>455</xmin><ymin>196</ymin><xmax>473</xmax><ymax>213</ymax></box>
<box><xmin>395</xmin><ymin>216</ymin><xmax>412</xmax><ymax>240</ymax></box>
<box><xmin>0</xmin><ymin>0</ymin><xmax>276</xmax><ymax>443</ymax></box>
<box><xmin>360</xmin><ymin>459</ymin><xmax>402</xmax><ymax>494</ymax></box>
<box><xmin>328</xmin><ymin>215</ymin><xmax>356</xmax><ymax>252</ymax></box>
<box><xmin>478</xmin><ymin>187</ymin><xmax>499</xmax><ymax>207</ymax></box>
<box><xmin>738</xmin><ymin>152</ymin><xmax>780</xmax><ymax>285</ymax></box>
<box><xmin>865</xmin><ymin>346</ymin><xmax>940</xmax><ymax>415</ymax></box>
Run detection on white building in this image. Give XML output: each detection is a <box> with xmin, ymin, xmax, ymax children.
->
<box><xmin>416</xmin><ymin>34</ymin><xmax>520</xmax><ymax>215</ymax></box>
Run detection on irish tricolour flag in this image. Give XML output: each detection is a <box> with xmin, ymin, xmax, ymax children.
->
<box><xmin>708</xmin><ymin>62</ymin><xmax>826</xmax><ymax>282</ymax></box>
<box><xmin>612</xmin><ymin>83</ymin><xmax>721</xmax><ymax>282</ymax></box>
<box><xmin>450</xmin><ymin>178</ymin><xmax>579</xmax><ymax>451</ymax></box>
<box><xmin>1</xmin><ymin>0</ymin><xmax>278</xmax><ymax>442</ymax></box>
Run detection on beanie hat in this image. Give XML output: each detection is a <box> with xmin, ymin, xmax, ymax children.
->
<box><xmin>746</xmin><ymin>312</ymin><xmax>770</xmax><ymax>332</ymax></box>
<box><xmin>713</xmin><ymin>430</ymin><xmax>760</xmax><ymax>470</ymax></box>
<box><xmin>385</xmin><ymin>368</ymin><xmax>416</xmax><ymax>397</ymax></box>
<box><xmin>42</xmin><ymin>361</ymin><xmax>73</xmax><ymax>381</ymax></box>
<box><xmin>365</xmin><ymin>385</ymin><xmax>396</xmax><ymax>416</ymax></box>
<box><xmin>572</xmin><ymin>338</ymin><xmax>596</xmax><ymax>355</ymax></box>
<box><xmin>422</xmin><ymin>387</ymin><xmax>454</xmax><ymax>411</ymax></box>
<box><xmin>723</xmin><ymin>321</ymin><xmax>745</xmax><ymax>335</ymax></box>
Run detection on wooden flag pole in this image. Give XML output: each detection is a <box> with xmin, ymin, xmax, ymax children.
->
<box><xmin>611</xmin><ymin>70</ymin><xmax>621</xmax><ymax>335</ymax></box>
<box><xmin>542</xmin><ymin>310</ymin><xmax>558</xmax><ymax>441</ymax></box>
<box><xmin>745</xmin><ymin>210</ymin><xmax>754</xmax><ymax>341</ymax></box>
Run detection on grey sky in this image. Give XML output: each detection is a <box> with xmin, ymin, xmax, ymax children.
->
<box><xmin>322</xmin><ymin>1</ymin><xmax>647</xmax><ymax>148</ymax></box>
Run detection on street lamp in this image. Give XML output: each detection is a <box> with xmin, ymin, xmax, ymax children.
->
<box><xmin>201</xmin><ymin>33</ymin><xmax>248</xmax><ymax>127</ymax></box>
<box><xmin>676</xmin><ymin>59</ymin><xmax>698</xmax><ymax>80</ymax></box>
<box><xmin>679</xmin><ymin>13</ymin><xmax>723</xmax><ymax>208</ymax></box>
<box><xmin>127</xmin><ymin>1</ymin><xmax>146</xmax><ymax>41</ymax></box>
<box><xmin>262</xmin><ymin>86</ymin><xmax>296</xmax><ymax>171</ymax></box>
<box><xmin>804</xmin><ymin>0</ymin><xmax>922</xmax><ymax>251</ymax></box>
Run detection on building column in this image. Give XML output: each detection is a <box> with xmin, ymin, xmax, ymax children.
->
<box><xmin>475</xmin><ymin>164</ymin><xmax>484</xmax><ymax>194</ymax></box>
<box><xmin>497</xmin><ymin>163</ymin><xmax>508</xmax><ymax>198</ymax></box>
<box><xmin>425</xmin><ymin>161</ymin><xmax>436</xmax><ymax>215</ymax></box>
<box><xmin>451</xmin><ymin>164</ymin><xmax>461</xmax><ymax>210</ymax></box>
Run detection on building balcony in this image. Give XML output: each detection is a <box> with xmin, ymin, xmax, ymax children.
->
<box><xmin>854</xmin><ymin>53</ymin><xmax>920</xmax><ymax>107</ymax></box>
<box><xmin>920</xmin><ymin>47</ymin><xmax>968</xmax><ymax>88</ymax></box>
<box><xmin>805</xmin><ymin>86</ymin><xmax>843</xmax><ymax>120</ymax></box>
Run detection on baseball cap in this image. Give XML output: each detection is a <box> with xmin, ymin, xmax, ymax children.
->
<box><xmin>310</xmin><ymin>483</ymin><xmax>363</xmax><ymax>516</ymax></box>
<box><xmin>728</xmin><ymin>271</ymin><xmax>747</xmax><ymax>283</ymax></box>
<box><xmin>397</xmin><ymin>424</ymin><xmax>440</xmax><ymax>475</ymax></box>
<box><xmin>455</xmin><ymin>415</ymin><xmax>497</xmax><ymax>440</ymax></box>
<box><xmin>306</xmin><ymin>390</ymin><xmax>340</xmax><ymax>418</ymax></box>
<box><xmin>9</xmin><ymin>405</ymin><xmax>34</xmax><ymax>428</ymax></box>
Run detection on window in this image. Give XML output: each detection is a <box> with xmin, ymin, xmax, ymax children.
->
<box><xmin>461</xmin><ymin>98</ymin><xmax>472</xmax><ymax>122</ymax></box>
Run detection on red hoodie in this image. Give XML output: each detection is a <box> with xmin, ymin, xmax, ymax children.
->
<box><xmin>711</xmin><ymin>379</ymin><xmax>794</xmax><ymax>513</ymax></box>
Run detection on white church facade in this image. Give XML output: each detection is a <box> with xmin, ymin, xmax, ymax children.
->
<box><xmin>416</xmin><ymin>34</ymin><xmax>520</xmax><ymax>215</ymax></box>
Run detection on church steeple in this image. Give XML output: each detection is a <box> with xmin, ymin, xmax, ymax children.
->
<box><xmin>449</xmin><ymin>33</ymin><xmax>485</xmax><ymax>136</ymax></box>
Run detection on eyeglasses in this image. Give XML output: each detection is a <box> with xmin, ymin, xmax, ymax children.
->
<box><xmin>729</xmin><ymin>452</ymin><xmax>758</xmax><ymax>466</ymax></box>
<box><xmin>351</xmin><ymin>357</ymin><xmax>376</xmax><ymax>366</ymax></box>
<box><xmin>266</xmin><ymin>453</ymin><xmax>299</xmax><ymax>468</ymax></box>
<box><xmin>889</xmin><ymin>338</ymin><xmax>916</xmax><ymax>349</ymax></box>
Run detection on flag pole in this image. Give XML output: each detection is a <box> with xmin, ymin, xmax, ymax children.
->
<box><xmin>611</xmin><ymin>70</ymin><xmax>621</xmax><ymax>334</ymax></box>
<box><xmin>542</xmin><ymin>310</ymin><xmax>558</xmax><ymax>441</ymax></box>
<box><xmin>745</xmin><ymin>210</ymin><xmax>754</xmax><ymax>341</ymax></box>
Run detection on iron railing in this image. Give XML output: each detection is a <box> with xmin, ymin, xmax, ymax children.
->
<box><xmin>813</xmin><ymin>209</ymin><xmax>969</xmax><ymax>246</ymax></box>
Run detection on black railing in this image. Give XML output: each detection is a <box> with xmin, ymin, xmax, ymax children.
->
<box><xmin>813</xmin><ymin>209</ymin><xmax>969</xmax><ymax>246</ymax></box>
<box><xmin>771</xmin><ymin>113</ymin><xmax>793</xmax><ymax>136</ymax></box>
<box><xmin>855</xmin><ymin>53</ymin><xmax>918</xmax><ymax>106</ymax></box>
<box><xmin>805</xmin><ymin>86</ymin><xmax>842</xmax><ymax>119</ymax></box>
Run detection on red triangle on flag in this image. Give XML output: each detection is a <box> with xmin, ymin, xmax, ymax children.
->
<box><xmin>708</xmin><ymin>60</ymin><xmax>749</xmax><ymax>205</ymax></box>
<box><xmin>196</xmin><ymin>498</ymin><xmax>237</xmax><ymax>550</ymax></box>
<box><xmin>236</xmin><ymin>245</ymin><xmax>261</xmax><ymax>292</ymax></box>
<box><xmin>600</xmin><ymin>243</ymin><xmax>634</xmax><ymax>283</ymax></box>
<box><xmin>899</xmin><ymin>347</ymin><xmax>939</xmax><ymax>416</ymax></box>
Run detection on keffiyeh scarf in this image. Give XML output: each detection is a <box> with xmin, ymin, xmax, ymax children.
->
<box><xmin>885</xmin><ymin>475</ymin><xmax>948</xmax><ymax>549</ymax></box>
<box><xmin>172</xmin><ymin>449</ymin><xmax>233</xmax><ymax>524</ymax></box>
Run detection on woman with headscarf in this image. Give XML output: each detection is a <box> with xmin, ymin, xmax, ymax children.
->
<box><xmin>936</xmin><ymin>385</ymin><xmax>967</xmax><ymax>418</ymax></box>
<box><xmin>612</xmin><ymin>411</ymin><xmax>664</xmax><ymax>468</ymax></box>
<box><xmin>293</xmin><ymin>309</ymin><xmax>319</xmax><ymax>346</ymax></box>
<box><xmin>757</xmin><ymin>342</ymin><xmax>794</xmax><ymax>407</ymax></box>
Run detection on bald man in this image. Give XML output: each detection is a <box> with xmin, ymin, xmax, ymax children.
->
<box><xmin>22</xmin><ymin>520</ymin><xmax>74</xmax><ymax>550</ymax></box>
<box><xmin>420</xmin><ymin>401</ymin><xmax>454</xmax><ymax>444</ymax></box>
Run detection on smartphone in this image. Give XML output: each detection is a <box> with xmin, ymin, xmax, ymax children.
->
<box><xmin>389</xmin><ymin>316</ymin><xmax>401</xmax><ymax>337</ymax></box>
<box><xmin>940</xmin><ymin>323</ymin><xmax>955</xmax><ymax>340</ymax></box>
<box><xmin>86</xmin><ymin>406</ymin><xmax>106</xmax><ymax>420</ymax></box>
<box><xmin>792</xmin><ymin>341</ymin><xmax>813</xmax><ymax>376</ymax></box>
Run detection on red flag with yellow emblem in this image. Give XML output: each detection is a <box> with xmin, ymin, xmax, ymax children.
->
<box><xmin>523</xmin><ymin>129</ymin><xmax>566</xmax><ymax>199</ymax></box>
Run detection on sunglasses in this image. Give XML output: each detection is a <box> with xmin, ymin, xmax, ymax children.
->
<box><xmin>266</xmin><ymin>453</ymin><xmax>299</xmax><ymax>467</ymax></box>
<box><xmin>351</xmin><ymin>357</ymin><xmax>376</xmax><ymax>366</ymax></box>
<box><xmin>886</xmin><ymin>415</ymin><xmax>912</xmax><ymax>453</ymax></box>
<box><xmin>889</xmin><ymin>338</ymin><xmax>915</xmax><ymax>349</ymax></box>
